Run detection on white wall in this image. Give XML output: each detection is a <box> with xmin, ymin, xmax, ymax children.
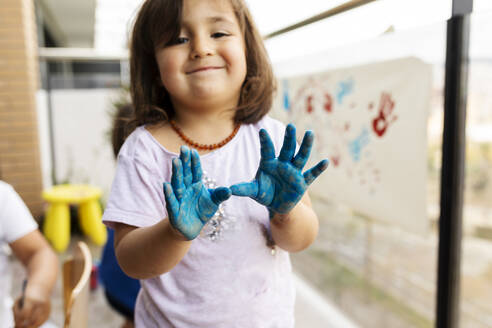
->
<box><xmin>36</xmin><ymin>90</ymin><xmax>52</xmax><ymax>190</ymax></box>
<box><xmin>37</xmin><ymin>89</ymin><xmax>120</xmax><ymax>203</ymax></box>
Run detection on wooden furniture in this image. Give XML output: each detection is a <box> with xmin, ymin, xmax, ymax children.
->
<box><xmin>63</xmin><ymin>241</ymin><xmax>92</xmax><ymax>328</ymax></box>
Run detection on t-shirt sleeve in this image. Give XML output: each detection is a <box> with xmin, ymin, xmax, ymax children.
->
<box><xmin>102</xmin><ymin>154</ymin><xmax>167</xmax><ymax>228</ymax></box>
<box><xmin>0</xmin><ymin>183</ymin><xmax>37</xmax><ymax>244</ymax></box>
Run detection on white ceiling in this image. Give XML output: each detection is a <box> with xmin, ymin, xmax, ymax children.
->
<box><xmin>90</xmin><ymin>0</ymin><xmax>453</xmax><ymax>57</ymax></box>
<box><xmin>38</xmin><ymin>0</ymin><xmax>96</xmax><ymax>47</ymax></box>
<box><xmin>38</xmin><ymin>0</ymin><xmax>492</xmax><ymax>64</ymax></box>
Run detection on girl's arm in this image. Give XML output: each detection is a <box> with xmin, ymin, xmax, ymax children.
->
<box><xmin>270</xmin><ymin>193</ymin><xmax>319</xmax><ymax>252</ymax></box>
<box><xmin>231</xmin><ymin>124</ymin><xmax>328</xmax><ymax>253</ymax></box>
<box><xmin>114</xmin><ymin>146</ymin><xmax>230</xmax><ymax>279</ymax></box>
<box><xmin>113</xmin><ymin>220</ymin><xmax>191</xmax><ymax>279</ymax></box>
<box><xmin>10</xmin><ymin>230</ymin><xmax>58</xmax><ymax>328</ymax></box>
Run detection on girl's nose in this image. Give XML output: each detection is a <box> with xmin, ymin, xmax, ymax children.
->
<box><xmin>190</xmin><ymin>37</ymin><xmax>213</xmax><ymax>59</ymax></box>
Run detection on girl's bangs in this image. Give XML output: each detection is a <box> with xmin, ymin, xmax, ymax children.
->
<box><xmin>148</xmin><ymin>0</ymin><xmax>183</xmax><ymax>50</ymax></box>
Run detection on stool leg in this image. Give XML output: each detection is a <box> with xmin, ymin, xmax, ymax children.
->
<box><xmin>78</xmin><ymin>200</ymin><xmax>107</xmax><ymax>246</ymax></box>
<box><xmin>43</xmin><ymin>205</ymin><xmax>54</xmax><ymax>241</ymax></box>
<box><xmin>45</xmin><ymin>203</ymin><xmax>70</xmax><ymax>252</ymax></box>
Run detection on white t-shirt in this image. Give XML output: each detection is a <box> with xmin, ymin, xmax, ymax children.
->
<box><xmin>103</xmin><ymin>116</ymin><xmax>296</xmax><ymax>328</ymax></box>
<box><xmin>0</xmin><ymin>181</ymin><xmax>38</xmax><ymax>327</ymax></box>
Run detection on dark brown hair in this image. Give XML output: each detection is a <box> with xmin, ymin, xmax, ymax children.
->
<box><xmin>111</xmin><ymin>103</ymin><xmax>136</xmax><ymax>158</ymax></box>
<box><xmin>129</xmin><ymin>0</ymin><xmax>275</xmax><ymax>127</ymax></box>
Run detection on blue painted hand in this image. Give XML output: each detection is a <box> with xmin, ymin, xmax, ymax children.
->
<box><xmin>230</xmin><ymin>124</ymin><xmax>328</xmax><ymax>217</ymax></box>
<box><xmin>163</xmin><ymin>146</ymin><xmax>231</xmax><ymax>240</ymax></box>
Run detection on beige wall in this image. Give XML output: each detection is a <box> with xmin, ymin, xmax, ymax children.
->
<box><xmin>0</xmin><ymin>0</ymin><xmax>44</xmax><ymax>219</ymax></box>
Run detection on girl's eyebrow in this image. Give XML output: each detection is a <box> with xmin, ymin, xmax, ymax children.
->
<box><xmin>182</xmin><ymin>16</ymin><xmax>236</xmax><ymax>28</ymax></box>
<box><xmin>206</xmin><ymin>16</ymin><xmax>235</xmax><ymax>25</ymax></box>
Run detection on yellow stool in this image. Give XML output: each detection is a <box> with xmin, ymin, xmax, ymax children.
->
<box><xmin>42</xmin><ymin>184</ymin><xmax>107</xmax><ymax>252</ymax></box>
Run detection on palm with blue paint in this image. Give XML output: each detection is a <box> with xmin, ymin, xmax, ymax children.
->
<box><xmin>231</xmin><ymin>124</ymin><xmax>328</xmax><ymax>217</ymax></box>
<box><xmin>163</xmin><ymin>146</ymin><xmax>231</xmax><ymax>240</ymax></box>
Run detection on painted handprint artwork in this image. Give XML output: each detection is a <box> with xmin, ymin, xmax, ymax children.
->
<box><xmin>272</xmin><ymin>58</ymin><xmax>432</xmax><ymax>233</ymax></box>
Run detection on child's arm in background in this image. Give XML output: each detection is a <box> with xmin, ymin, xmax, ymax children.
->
<box><xmin>114</xmin><ymin>146</ymin><xmax>230</xmax><ymax>279</ymax></box>
<box><xmin>10</xmin><ymin>230</ymin><xmax>58</xmax><ymax>328</ymax></box>
<box><xmin>231</xmin><ymin>124</ymin><xmax>328</xmax><ymax>253</ymax></box>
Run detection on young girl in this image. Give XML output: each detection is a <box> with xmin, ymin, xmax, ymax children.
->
<box><xmin>103</xmin><ymin>0</ymin><xmax>328</xmax><ymax>327</ymax></box>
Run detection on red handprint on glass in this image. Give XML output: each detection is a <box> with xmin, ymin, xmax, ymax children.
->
<box><xmin>324</xmin><ymin>93</ymin><xmax>333</xmax><ymax>113</ymax></box>
<box><xmin>306</xmin><ymin>95</ymin><xmax>314</xmax><ymax>113</ymax></box>
<box><xmin>372</xmin><ymin>92</ymin><xmax>397</xmax><ymax>138</ymax></box>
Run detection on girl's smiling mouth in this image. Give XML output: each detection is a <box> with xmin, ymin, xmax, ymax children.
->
<box><xmin>186</xmin><ymin>66</ymin><xmax>224</xmax><ymax>74</ymax></box>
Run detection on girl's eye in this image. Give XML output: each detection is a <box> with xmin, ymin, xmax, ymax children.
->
<box><xmin>176</xmin><ymin>37</ymin><xmax>189</xmax><ymax>44</ymax></box>
<box><xmin>211</xmin><ymin>32</ymin><xmax>228</xmax><ymax>38</ymax></box>
<box><xmin>167</xmin><ymin>37</ymin><xmax>188</xmax><ymax>46</ymax></box>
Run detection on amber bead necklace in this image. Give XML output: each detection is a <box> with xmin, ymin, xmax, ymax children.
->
<box><xmin>169</xmin><ymin>120</ymin><xmax>240</xmax><ymax>151</ymax></box>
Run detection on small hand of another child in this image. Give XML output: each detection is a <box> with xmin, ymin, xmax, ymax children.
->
<box><xmin>231</xmin><ymin>124</ymin><xmax>328</xmax><ymax>218</ymax></box>
<box><xmin>13</xmin><ymin>284</ymin><xmax>51</xmax><ymax>328</ymax></box>
<box><xmin>163</xmin><ymin>146</ymin><xmax>231</xmax><ymax>240</ymax></box>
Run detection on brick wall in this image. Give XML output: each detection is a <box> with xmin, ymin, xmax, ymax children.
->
<box><xmin>0</xmin><ymin>0</ymin><xmax>44</xmax><ymax>219</ymax></box>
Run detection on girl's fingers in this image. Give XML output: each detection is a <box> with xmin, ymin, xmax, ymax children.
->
<box><xmin>171</xmin><ymin>158</ymin><xmax>185</xmax><ymax>201</ymax></box>
<box><xmin>303</xmin><ymin>159</ymin><xmax>329</xmax><ymax>185</ymax></box>
<box><xmin>30</xmin><ymin>303</ymin><xmax>48</xmax><ymax>327</ymax></box>
<box><xmin>13</xmin><ymin>298</ymin><xmax>33</xmax><ymax>327</ymax></box>
<box><xmin>12</xmin><ymin>300</ymin><xmax>22</xmax><ymax>325</ymax></box>
<box><xmin>163</xmin><ymin>183</ymin><xmax>180</xmax><ymax>217</ymax></box>
<box><xmin>210</xmin><ymin>187</ymin><xmax>231</xmax><ymax>205</ymax></box>
<box><xmin>180</xmin><ymin>146</ymin><xmax>192</xmax><ymax>187</ymax></box>
<box><xmin>230</xmin><ymin>181</ymin><xmax>259</xmax><ymax>198</ymax></box>
<box><xmin>278</xmin><ymin>124</ymin><xmax>297</xmax><ymax>162</ymax></box>
<box><xmin>259</xmin><ymin>129</ymin><xmax>275</xmax><ymax>160</ymax></box>
<box><xmin>292</xmin><ymin>130</ymin><xmax>314</xmax><ymax>170</ymax></box>
<box><xmin>191</xmin><ymin>149</ymin><xmax>203</xmax><ymax>183</ymax></box>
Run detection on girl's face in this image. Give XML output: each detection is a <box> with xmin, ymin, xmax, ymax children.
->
<box><xmin>155</xmin><ymin>0</ymin><xmax>247</xmax><ymax>114</ymax></box>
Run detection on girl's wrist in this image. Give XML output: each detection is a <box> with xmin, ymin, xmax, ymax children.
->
<box><xmin>269</xmin><ymin>201</ymin><xmax>306</xmax><ymax>226</ymax></box>
<box><xmin>270</xmin><ymin>211</ymin><xmax>292</xmax><ymax>226</ymax></box>
<box><xmin>166</xmin><ymin>221</ymin><xmax>192</xmax><ymax>242</ymax></box>
<box><xmin>24</xmin><ymin>283</ymin><xmax>51</xmax><ymax>302</ymax></box>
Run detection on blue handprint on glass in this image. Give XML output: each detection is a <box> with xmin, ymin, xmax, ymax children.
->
<box><xmin>163</xmin><ymin>146</ymin><xmax>231</xmax><ymax>240</ymax></box>
<box><xmin>230</xmin><ymin>124</ymin><xmax>328</xmax><ymax>218</ymax></box>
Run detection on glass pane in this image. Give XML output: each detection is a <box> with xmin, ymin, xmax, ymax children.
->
<box><xmin>269</xmin><ymin>19</ymin><xmax>448</xmax><ymax>328</ymax></box>
<box><xmin>460</xmin><ymin>8</ymin><xmax>492</xmax><ymax>328</ymax></box>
